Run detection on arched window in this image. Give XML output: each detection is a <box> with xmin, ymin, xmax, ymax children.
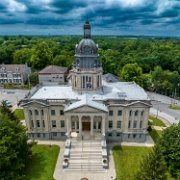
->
<box><xmin>141</xmin><ymin>111</ymin><xmax>144</xmax><ymax>116</ymax></box>
<box><xmin>135</xmin><ymin>110</ymin><xmax>138</xmax><ymax>116</ymax></box>
<box><xmin>129</xmin><ymin>110</ymin><xmax>132</xmax><ymax>116</ymax></box>
<box><xmin>35</xmin><ymin>110</ymin><xmax>39</xmax><ymax>116</ymax></box>
<box><xmin>29</xmin><ymin>110</ymin><xmax>32</xmax><ymax>115</ymax></box>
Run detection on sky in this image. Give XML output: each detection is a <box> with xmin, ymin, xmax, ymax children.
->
<box><xmin>0</xmin><ymin>0</ymin><xmax>179</xmax><ymax>36</ymax></box>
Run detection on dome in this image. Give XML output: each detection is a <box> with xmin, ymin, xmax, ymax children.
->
<box><xmin>76</xmin><ymin>38</ymin><xmax>98</xmax><ymax>54</ymax></box>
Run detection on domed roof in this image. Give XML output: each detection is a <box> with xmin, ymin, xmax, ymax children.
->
<box><xmin>76</xmin><ymin>38</ymin><xmax>98</xmax><ymax>54</ymax></box>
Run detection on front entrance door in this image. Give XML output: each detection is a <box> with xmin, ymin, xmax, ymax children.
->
<box><xmin>82</xmin><ymin>122</ymin><xmax>90</xmax><ymax>131</ymax></box>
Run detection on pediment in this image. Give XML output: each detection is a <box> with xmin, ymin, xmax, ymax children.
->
<box><xmin>127</xmin><ymin>101</ymin><xmax>151</xmax><ymax>107</ymax></box>
<box><xmin>66</xmin><ymin>105</ymin><xmax>105</xmax><ymax>113</ymax></box>
<box><xmin>21</xmin><ymin>100</ymin><xmax>48</xmax><ymax>107</ymax></box>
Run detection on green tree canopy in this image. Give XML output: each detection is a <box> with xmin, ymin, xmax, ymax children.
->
<box><xmin>30</xmin><ymin>41</ymin><xmax>53</xmax><ymax>69</ymax></box>
<box><xmin>158</xmin><ymin>123</ymin><xmax>180</xmax><ymax>178</ymax></box>
<box><xmin>0</xmin><ymin>103</ymin><xmax>32</xmax><ymax>179</ymax></box>
<box><xmin>120</xmin><ymin>63</ymin><xmax>143</xmax><ymax>85</ymax></box>
<box><xmin>136</xmin><ymin>145</ymin><xmax>167</xmax><ymax>180</ymax></box>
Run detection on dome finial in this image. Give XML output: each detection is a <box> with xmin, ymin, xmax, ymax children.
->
<box><xmin>84</xmin><ymin>20</ymin><xmax>91</xmax><ymax>38</ymax></box>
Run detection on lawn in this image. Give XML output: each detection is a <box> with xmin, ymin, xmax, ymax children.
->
<box><xmin>148</xmin><ymin>115</ymin><xmax>166</xmax><ymax>127</ymax></box>
<box><xmin>113</xmin><ymin>146</ymin><xmax>151</xmax><ymax>180</ymax></box>
<box><xmin>25</xmin><ymin>145</ymin><xmax>60</xmax><ymax>180</ymax></box>
<box><xmin>169</xmin><ymin>104</ymin><xmax>180</xmax><ymax>110</ymax></box>
<box><xmin>14</xmin><ymin>108</ymin><xmax>25</xmax><ymax>120</ymax></box>
<box><xmin>149</xmin><ymin>129</ymin><xmax>163</xmax><ymax>143</ymax></box>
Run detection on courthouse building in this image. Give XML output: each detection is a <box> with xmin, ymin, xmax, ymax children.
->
<box><xmin>20</xmin><ymin>21</ymin><xmax>151</xmax><ymax>142</ymax></box>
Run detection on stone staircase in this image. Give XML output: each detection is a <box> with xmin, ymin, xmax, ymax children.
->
<box><xmin>66</xmin><ymin>139</ymin><xmax>104</xmax><ymax>171</ymax></box>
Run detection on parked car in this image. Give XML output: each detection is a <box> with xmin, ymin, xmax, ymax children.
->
<box><xmin>3</xmin><ymin>100</ymin><xmax>12</xmax><ymax>107</ymax></box>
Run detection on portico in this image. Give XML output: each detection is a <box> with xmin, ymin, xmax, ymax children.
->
<box><xmin>65</xmin><ymin>113</ymin><xmax>106</xmax><ymax>138</ymax></box>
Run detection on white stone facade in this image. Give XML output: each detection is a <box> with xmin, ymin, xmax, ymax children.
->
<box><xmin>20</xmin><ymin>21</ymin><xmax>151</xmax><ymax>142</ymax></box>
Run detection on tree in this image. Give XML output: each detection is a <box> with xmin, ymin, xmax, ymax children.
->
<box><xmin>29</xmin><ymin>72</ymin><xmax>39</xmax><ymax>86</ymax></box>
<box><xmin>136</xmin><ymin>145</ymin><xmax>167</xmax><ymax>180</ymax></box>
<box><xmin>120</xmin><ymin>63</ymin><xmax>143</xmax><ymax>85</ymax></box>
<box><xmin>0</xmin><ymin>101</ymin><xmax>17</xmax><ymax>121</ymax></box>
<box><xmin>30</xmin><ymin>41</ymin><xmax>53</xmax><ymax>69</ymax></box>
<box><xmin>13</xmin><ymin>48</ymin><xmax>32</xmax><ymax>64</ymax></box>
<box><xmin>0</xmin><ymin>104</ymin><xmax>32</xmax><ymax>179</ymax></box>
<box><xmin>158</xmin><ymin>123</ymin><xmax>180</xmax><ymax>178</ymax></box>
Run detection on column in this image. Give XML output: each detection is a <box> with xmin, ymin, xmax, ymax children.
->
<box><xmin>65</xmin><ymin>114</ymin><xmax>70</xmax><ymax>137</ymax></box>
<box><xmin>102</xmin><ymin>116</ymin><xmax>105</xmax><ymax>135</ymax></box>
<box><xmin>90</xmin><ymin>115</ymin><xmax>93</xmax><ymax>135</ymax></box>
<box><xmin>96</xmin><ymin>121</ymin><xmax>98</xmax><ymax>131</ymax></box>
<box><xmin>131</xmin><ymin>110</ymin><xmax>135</xmax><ymax>129</ymax></box>
<box><xmin>78</xmin><ymin>115</ymin><xmax>82</xmax><ymax>135</ymax></box>
<box><xmin>32</xmin><ymin>110</ymin><xmax>36</xmax><ymax>129</ymax></box>
<box><xmin>137</xmin><ymin>110</ymin><xmax>141</xmax><ymax>128</ymax></box>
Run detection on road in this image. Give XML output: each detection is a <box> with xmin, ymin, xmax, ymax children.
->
<box><xmin>0</xmin><ymin>88</ymin><xmax>29</xmax><ymax>106</ymax></box>
<box><xmin>147</xmin><ymin>91</ymin><xmax>180</xmax><ymax>124</ymax></box>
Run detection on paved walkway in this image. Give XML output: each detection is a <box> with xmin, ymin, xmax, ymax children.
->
<box><xmin>36</xmin><ymin>136</ymin><xmax>154</xmax><ymax>180</ymax></box>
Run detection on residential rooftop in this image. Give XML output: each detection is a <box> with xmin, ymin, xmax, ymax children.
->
<box><xmin>38</xmin><ymin>65</ymin><xmax>68</xmax><ymax>74</ymax></box>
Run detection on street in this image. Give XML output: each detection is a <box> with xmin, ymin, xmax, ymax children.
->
<box><xmin>0</xmin><ymin>88</ymin><xmax>29</xmax><ymax>106</ymax></box>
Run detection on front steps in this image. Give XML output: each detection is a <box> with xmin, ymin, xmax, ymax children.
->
<box><xmin>65</xmin><ymin>139</ymin><xmax>105</xmax><ymax>172</ymax></box>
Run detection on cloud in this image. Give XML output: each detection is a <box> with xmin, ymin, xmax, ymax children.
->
<box><xmin>0</xmin><ymin>0</ymin><xmax>179</xmax><ymax>36</ymax></box>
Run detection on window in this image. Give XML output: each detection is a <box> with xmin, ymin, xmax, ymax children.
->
<box><xmin>117</xmin><ymin>121</ymin><xmax>121</xmax><ymax>128</ymax></box>
<box><xmin>140</xmin><ymin>121</ymin><xmax>143</xmax><ymax>128</ymax></box>
<box><xmin>128</xmin><ymin>121</ymin><xmax>131</xmax><ymax>128</ymax></box>
<box><xmin>51</xmin><ymin>120</ymin><xmax>56</xmax><ymax>128</ymax></box>
<box><xmin>129</xmin><ymin>110</ymin><xmax>132</xmax><ymax>116</ymax></box>
<box><xmin>98</xmin><ymin>122</ymin><xmax>101</xmax><ymax>129</ymax></box>
<box><xmin>139</xmin><ymin>134</ymin><xmax>142</xmax><ymax>138</ymax></box>
<box><xmin>51</xmin><ymin>110</ymin><xmax>55</xmax><ymax>116</ymax></box>
<box><xmin>41</xmin><ymin>110</ymin><xmax>44</xmax><ymax>116</ymax></box>
<box><xmin>135</xmin><ymin>110</ymin><xmax>138</xmax><ymax>116</ymax></box>
<box><xmin>118</xmin><ymin>110</ymin><xmax>122</xmax><ymax>116</ymax></box>
<box><xmin>133</xmin><ymin>121</ymin><xmax>137</xmax><ymax>128</ymax></box>
<box><xmin>35</xmin><ymin>110</ymin><xmax>39</xmax><ymax>115</ymax></box>
<box><xmin>37</xmin><ymin>133</ymin><xmax>40</xmax><ymax>137</ymax></box>
<box><xmin>141</xmin><ymin>111</ymin><xmax>144</xmax><ymax>116</ymax></box>
<box><xmin>133</xmin><ymin>134</ymin><xmax>136</xmax><ymax>138</ymax></box>
<box><xmin>108</xmin><ymin>121</ymin><xmax>113</xmax><ymax>128</ymax></box>
<box><xmin>72</xmin><ymin>121</ymin><xmax>75</xmax><ymax>129</ymax></box>
<box><xmin>36</xmin><ymin>120</ymin><xmax>40</xmax><ymax>127</ymax></box>
<box><xmin>109</xmin><ymin>110</ymin><xmax>113</xmax><ymax>116</ymax></box>
<box><xmin>116</xmin><ymin>132</ymin><xmax>121</xmax><ymax>137</ymax></box>
<box><xmin>29</xmin><ymin>110</ymin><xmax>32</xmax><ymax>115</ymax></box>
<box><xmin>53</xmin><ymin>132</ymin><xmax>57</xmax><ymax>136</ymax></box>
<box><xmin>43</xmin><ymin>134</ymin><xmax>46</xmax><ymax>138</ymax></box>
<box><xmin>60</xmin><ymin>110</ymin><xmax>64</xmax><ymax>115</ymax></box>
<box><xmin>61</xmin><ymin>120</ymin><xmax>65</xmax><ymax>128</ymax></box>
<box><xmin>43</xmin><ymin>120</ymin><xmax>45</xmax><ymax>128</ymax></box>
<box><xmin>128</xmin><ymin>134</ymin><xmax>130</xmax><ymax>138</ymax></box>
<box><xmin>108</xmin><ymin>133</ymin><xmax>112</xmax><ymax>137</ymax></box>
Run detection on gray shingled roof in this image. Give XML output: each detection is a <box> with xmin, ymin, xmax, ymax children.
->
<box><xmin>0</xmin><ymin>64</ymin><xmax>28</xmax><ymax>73</ymax></box>
<box><xmin>38</xmin><ymin>65</ymin><xmax>68</xmax><ymax>74</ymax></box>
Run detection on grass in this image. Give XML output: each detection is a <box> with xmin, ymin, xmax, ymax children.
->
<box><xmin>4</xmin><ymin>83</ymin><xmax>31</xmax><ymax>89</ymax></box>
<box><xmin>25</xmin><ymin>145</ymin><xmax>60</xmax><ymax>180</ymax></box>
<box><xmin>149</xmin><ymin>129</ymin><xmax>163</xmax><ymax>143</ymax></box>
<box><xmin>148</xmin><ymin>115</ymin><xmax>166</xmax><ymax>127</ymax></box>
<box><xmin>14</xmin><ymin>108</ymin><xmax>25</xmax><ymax>120</ymax></box>
<box><xmin>113</xmin><ymin>146</ymin><xmax>151</xmax><ymax>180</ymax></box>
<box><xmin>169</xmin><ymin>104</ymin><xmax>180</xmax><ymax>110</ymax></box>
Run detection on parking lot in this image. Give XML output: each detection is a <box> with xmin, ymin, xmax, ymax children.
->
<box><xmin>0</xmin><ymin>88</ymin><xmax>29</xmax><ymax>106</ymax></box>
